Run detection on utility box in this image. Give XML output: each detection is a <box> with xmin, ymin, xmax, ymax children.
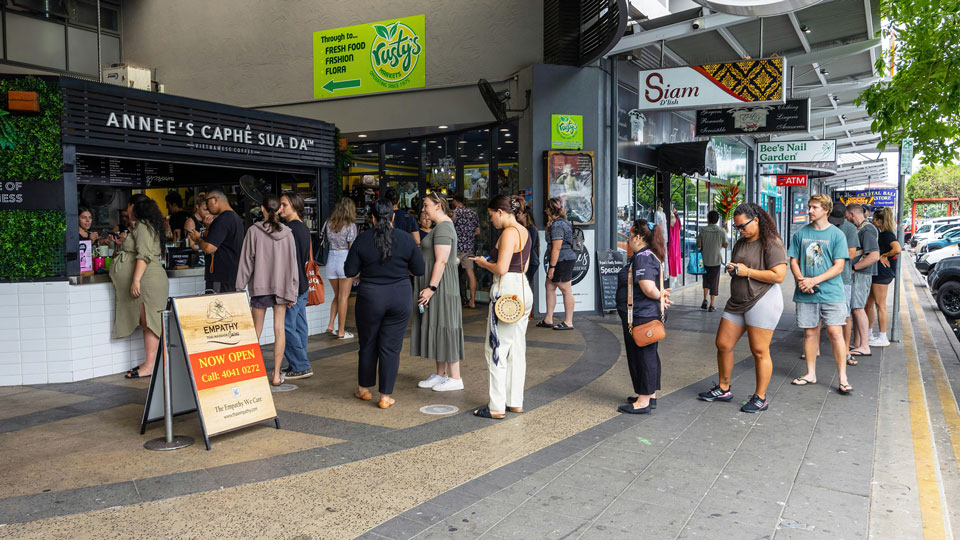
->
<box><xmin>101</xmin><ymin>65</ymin><xmax>153</xmax><ymax>91</ymax></box>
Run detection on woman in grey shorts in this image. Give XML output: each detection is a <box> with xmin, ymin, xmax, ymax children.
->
<box><xmin>323</xmin><ymin>198</ymin><xmax>358</xmax><ymax>339</ymax></box>
<box><xmin>698</xmin><ymin>203</ymin><xmax>788</xmax><ymax>413</ymax></box>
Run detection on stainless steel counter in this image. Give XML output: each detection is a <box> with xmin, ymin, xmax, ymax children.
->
<box><xmin>68</xmin><ymin>267</ymin><xmax>204</xmax><ymax>285</ymax></box>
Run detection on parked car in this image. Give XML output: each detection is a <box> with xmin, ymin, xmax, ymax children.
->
<box><xmin>911</xmin><ymin>218</ymin><xmax>960</xmax><ymax>247</ymax></box>
<box><xmin>914</xmin><ymin>222</ymin><xmax>960</xmax><ymax>250</ymax></box>
<box><xmin>925</xmin><ymin>228</ymin><xmax>960</xmax><ymax>253</ymax></box>
<box><xmin>930</xmin><ymin>256</ymin><xmax>960</xmax><ymax>318</ymax></box>
<box><xmin>917</xmin><ymin>243</ymin><xmax>960</xmax><ymax>275</ymax></box>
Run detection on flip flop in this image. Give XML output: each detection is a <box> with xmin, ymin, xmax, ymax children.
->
<box><xmin>791</xmin><ymin>377</ymin><xmax>816</xmax><ymax>386</ymax></box>
<box><xmin>849</xmin><ymin>351</ymin><xmax>872</xmax><ymax>357</ymax></box>
<box><xmin>271</xmin><ymin>375</ymin><xmax>285</xmax><ymax>387</ymax></box>
<box><xmin>838</xmin><ymin>383</ymin><xmax>854</xmax><ymax>394</ymax></box>
<box><xmin>473</xmin><ymin>406</ymin><xmax>505</xmax><ymax>419</ymax></box>
<box><xmin>535</xmin><ymin>320</ymin><xmax>555</xmax><ymax>328</ymax></box>
<box><xmin>846</xmin><ymin>355</ymin><xmax>859</xmax><ymax>366</ymax></box>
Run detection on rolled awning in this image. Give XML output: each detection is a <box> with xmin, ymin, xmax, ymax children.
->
<box><xmin>657</xmin><ymin>141</ymin><xmax>718</xmax><ymax>176</ymax></box>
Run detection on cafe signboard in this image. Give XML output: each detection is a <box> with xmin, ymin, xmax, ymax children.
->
<box><xmin>696</xmin><ymin>99</ymin><xmax>809</xmax><ymax>136</ymax></box>
<box><xmin>636</xmin><ymin>58</ymin><xmax>785</xmax><ymax>112</ymax></box>
<box><xmin>173</xmin><ymin>293</ymin><xmax>277</xmax><ymax>441</ymax></box>
<box><xmin>313</xmin><ymin>15</ymin><xmax>426</xmax><ymax>99</ymax></box>
<box><xmin>757</xmin><ymin>140</ymin><xmax>837</xmax><ymax>164</ymax></box>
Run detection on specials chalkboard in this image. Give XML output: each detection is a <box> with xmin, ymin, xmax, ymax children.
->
<box><xmin>597</xmin><ymin>249</ymin><xmax>627</xmax><ymax>312</ymax></box>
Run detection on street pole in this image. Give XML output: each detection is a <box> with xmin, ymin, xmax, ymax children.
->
<box><xmin>890</xmin><ymin>143</ymin><xmax>906</xmax><ymax>342</ymax></box>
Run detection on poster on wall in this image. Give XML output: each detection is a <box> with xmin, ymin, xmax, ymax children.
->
<box><xmin>313</xmin><ymin>15</ymin><xmax>426</xmax><ymax>99</ymax></box>
<box><xmin>538</xmin><ymin>229</ymin><xmax>596</xmax><ymax>314</ymax></box>
<box><xmin>551</xmin><ymin>114</ymin><xmax>583</xmax><ymax>149</ymax></box>
<box><xmin>172</xmin><ymin>293</ymin><xmax>278</xmax><ymax>442</ymax></box>
<box><xmin>545</xmin><ymin>150</ymin><xmax>594</xmax><ymax>225</ymax></box>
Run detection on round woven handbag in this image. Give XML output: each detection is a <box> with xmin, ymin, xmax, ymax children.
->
<box><xmin>494</xmin><ymin>227</ymin><xmax>527</xmax><ymax>324</ymax></box>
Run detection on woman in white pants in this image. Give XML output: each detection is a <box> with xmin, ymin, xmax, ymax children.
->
<box><xmin>470</xmin><ymin>195</ymin><xmax>533</xmax><ymax>419</ymax></box>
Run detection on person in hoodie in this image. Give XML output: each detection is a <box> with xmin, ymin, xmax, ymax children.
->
<box><xmin>236</xmin><ymin>194</ymin><xmax>300</xmax><ymax>387</ymax></box>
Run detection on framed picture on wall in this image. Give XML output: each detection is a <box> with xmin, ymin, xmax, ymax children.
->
<box><xmin>545</xmin><ymin>150</ymin><xmax>595</xmax><ymax>225</ymax></box>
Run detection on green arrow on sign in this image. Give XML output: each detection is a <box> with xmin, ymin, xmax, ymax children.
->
<box><xmin>322</xmin><ymin>79</ymin><xmax>361</xmax><ymax>93</ymax></box>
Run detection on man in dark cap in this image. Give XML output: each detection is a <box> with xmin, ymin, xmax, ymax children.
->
<box><xmin>828</xmin><ymin>201</ymin><xmax>861</xmax><ymax>365</ymax></box>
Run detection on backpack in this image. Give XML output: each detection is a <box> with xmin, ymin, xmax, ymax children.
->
<box><xmin>571</xmin><ymin>226</ymin><xmax>585</xmax><ymax>252</ymax></box>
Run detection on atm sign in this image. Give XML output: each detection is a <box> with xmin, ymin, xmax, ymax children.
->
<box><xmin>776</xmin><ymin>174</ymin><xmax>807</xmax><ymax>187</ymax></box>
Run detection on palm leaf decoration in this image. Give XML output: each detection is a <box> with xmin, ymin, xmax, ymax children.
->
<box><xmin>0</xmin><ymin>110</ymin><xmax>18</xmax><ymax>151</ymax></box>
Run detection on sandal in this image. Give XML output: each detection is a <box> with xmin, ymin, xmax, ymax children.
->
<box><xmin>354</xmin><ymin>389</ymin><xmax>372</xmax><ymax>401</ymax></box>
<box><xmin>846</xmin><ymin>355</ymin><xmax>859</xmax><ymax>366</ymax></box>
<box><xmin>473</xmin><ymin>406</ymin><xmax>505</xmax><ymax>419</ymax></box>
<box><xmin>271</xmin><ymin>375</ymin><xmax>285</xmax><ymax>387</ymax></box>
<box><xmin>838</xmin><ymin>383</ymin><xmax>854</xmax><ymax>394</ymax></box>
<box><xmin>535</xmin><ymin>320</ymin><xmax>555</xmax><ymax>328</ymax></box>
<box><xmin>125</xmin><ymin>369</ymin><xmax>150</xmax><ymax>379</ymax></box>
<box><xmin>553</xmin><ymin>322</ymin><xmax>575</xmax><ymax>331</ymax></box>
<box><xmin>791</xmin><ymin>377</ymin><xmax>816</xmax><ymax>386</ymax></box>
<box><xmin>378</xmin><ymin>396</ymin><xmax>395</xmax><ymax>409</ymax></box>
<box><xmin>507</xmin><ymin>406</ymin><xmax>523</xmax><ymax>413</ymax></box>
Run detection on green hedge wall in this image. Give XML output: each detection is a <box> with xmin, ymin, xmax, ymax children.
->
<box><xmin>0</xmin><ymin>77</ymin><xmax>66</xmax><ymax>280</ymax></box>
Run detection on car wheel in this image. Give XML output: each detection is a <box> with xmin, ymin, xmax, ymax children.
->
<box><xmin>937</xmin><ymin>282</ymin><xmax>960</xmax><ymax>319</ymax></box>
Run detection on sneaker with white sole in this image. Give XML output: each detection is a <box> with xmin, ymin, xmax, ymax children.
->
<box><xmin>336</xmin><ymin>331</ymin><xmax>354</xmax><ymax>340</ymax></box>
<box><xmin>284</xmin><ymin>368</ymin><xmax>314</xmax><ymax>380</ymax></box>
<box><xmin>869</xmin><ymin>337</ymin><xmax>890</xmax><ymax>347</ymax></box>
<box><xmin>432</xmin><ymin>377</ymin><xmax>464</xmax><ymax>391</ymax></box>
<box><xmin>418</xmin><ymin>374</ymin><xmax>444</xmax><ymax>388</ymax></box>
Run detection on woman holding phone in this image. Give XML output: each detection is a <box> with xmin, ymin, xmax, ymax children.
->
<box><xmin>698</xmin><ymin>203</ymin><xmax>787</xmax><ymax>413</ymax></box>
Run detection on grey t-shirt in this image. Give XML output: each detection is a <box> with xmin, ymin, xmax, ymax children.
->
<box><xmin>697</xmin><ymin>224</ymin><xmax>728</xmax><ymax>267</ymax></box>
<box><xmin>854</xmin><ymin>221</ymin><xmax>879</xmax><ymax>275</ymax></box>
<box><xmin>325</xmin><ymin>222</ymin><xmax>357</xmax><ymax>251</ymax></box>
<box><xmin>838</xmin><ymin>220</ymin><xmax>860</xmax><ymax>285</ymax></box>
<box><xmin>548</xmin><ymin>218</ymin><xmax>577</xmax><ymax>262</ymax></box>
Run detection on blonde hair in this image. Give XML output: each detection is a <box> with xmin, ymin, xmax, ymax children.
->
<box><xmin>425</xmin><ymin>191</ymin><xmax>454</xmax><ymax>218</ymax></box>
<box><xmin>328</xmin><ymin>198</ymin><xmax>356</xmax><ymax>233</ymax></box>
<box><xmin>873</xmin><ymin>207</ymin><xmax>896</xmax><ymax>233</ymax></box>
<box><xmin>808</xmin><ymin>194</ymin><xmax>833</xmax><ymax>214</ymax></box>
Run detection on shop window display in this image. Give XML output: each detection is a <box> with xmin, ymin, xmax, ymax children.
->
<box><xmin>384</xmin><ymin>140</ymin><xmax>421</xmax><ymax>208</ymax></box>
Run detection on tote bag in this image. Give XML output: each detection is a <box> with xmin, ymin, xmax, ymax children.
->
<box><xmin>687</xmin><ymin>250</ymin><xmax>706</xmax><ymax>275</ymax></box>
<box><xmin>306</xmin><ymin>242</ymin><xmax>325</xmax><ymax>306</ymax></box>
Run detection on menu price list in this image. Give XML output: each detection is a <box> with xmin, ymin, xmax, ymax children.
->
<box><xmin>77</xmin><ymin>155</ymin><xmax>176</xmax><ymax>187</ymax></box>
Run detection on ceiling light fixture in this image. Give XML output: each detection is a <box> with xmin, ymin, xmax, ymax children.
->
<box><xmin>358</xmin><ymin>134</ymin><xmax>368</xmax><ymax>138</ymax></box>
<box><xmin>820</xmin><ymin>68</ymin><xmax>829</xmax><ymax>76</ymax></box>
<box><xmin>438</xmin><ymin>125</ymin><xmax>449</xmax><ymax>129</ymax></box>
<box><xmin>801</xmin><ymin>25</ymin><xmax>811</xmax><ymax>33</ymax></box>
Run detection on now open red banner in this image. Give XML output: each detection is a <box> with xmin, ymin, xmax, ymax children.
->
<box><xmin>776</xmin><ymin>174</ymin><xmax>807</xmax><ymax>187</ymax></box>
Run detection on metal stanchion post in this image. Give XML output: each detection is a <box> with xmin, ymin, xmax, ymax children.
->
<box><xmin>145</xmin><ymin>309</ymin><xmax>194</xmax><ymax>451</ymax></box>
<box><xmin>890</xmin><ymin>143</ymin><xmax>906</xmax><ymax>342</ymax></box>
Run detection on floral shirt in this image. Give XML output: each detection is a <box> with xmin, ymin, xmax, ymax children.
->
<box><xmin>453</xmin><ymin>206</ymin><xmax>479</xmax><ymax>254</ymax></box>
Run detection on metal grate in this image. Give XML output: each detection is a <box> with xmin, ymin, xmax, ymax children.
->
<box><xmin>544</xmin><ymin>0</ymin><xmax>629</xmax><ymax>67</ymax></box>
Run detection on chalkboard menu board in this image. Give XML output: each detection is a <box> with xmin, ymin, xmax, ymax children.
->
<box><xmin>597</xmin><ymin>250</ymin><xmax>626</xmax><ymax>312</ymax></box>
<box><xmin>76</xmin><ymin>156</ymin><xmax>178</xmax><ymax>188</ymax></box>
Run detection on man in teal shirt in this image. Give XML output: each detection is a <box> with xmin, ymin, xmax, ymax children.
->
<box><xmin>788</xmin><ymin>194</ymin><xmax>853</xmax><ymax>394</ymax></box>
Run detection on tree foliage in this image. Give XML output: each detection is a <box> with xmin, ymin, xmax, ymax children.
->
<box><xmin>906</xmin><ymin>164</ymin><xmax>960</xmax><ymax>205</ymax></box>
<box><xmin>857</xmin><ymin>0</ymin><xmax>960</xmax><ymax>165</ymax></box>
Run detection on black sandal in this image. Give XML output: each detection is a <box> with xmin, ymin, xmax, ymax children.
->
<box><xmin>553</xmin><ymin>322</ymin><xmax>575</xmax><ymax>331</ymax></box>
<box><xmin>473</xmin><ymin>406</ymin><xmax>505</xmax><ymax>419</ymax></box>
<box><xmin>536</xmin><ymin>320</ymin><xmax>554</xmax><ymax>328</ymax></box>
<box><xmin>125</xmin><ymin>370</ymin><xmax>148</xmax><ymax>379</ymax></box>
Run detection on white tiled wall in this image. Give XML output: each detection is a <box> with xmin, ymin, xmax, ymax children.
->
<box><xmin>0</xmin><ymin>277</ymin><xmax>330</xmax><ymax>386</ymax></box>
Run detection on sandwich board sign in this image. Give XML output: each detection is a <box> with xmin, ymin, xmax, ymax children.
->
<box><xmin>141</xmin><ymin>292</ymin><xmax>278</xmax><ymax>450</ymax></box>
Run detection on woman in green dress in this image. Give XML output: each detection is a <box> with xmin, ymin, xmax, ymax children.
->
<box><xmin>111</xmin><ymin>194</ymin><xmax>170</xmax><ymax>379</ymax></box>
<box><xmin>412</xmin><ymin>192</ymin><xmax>465</xmax><ymax>392</ymax></box>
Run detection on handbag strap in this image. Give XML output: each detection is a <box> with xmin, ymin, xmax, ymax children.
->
<box><xmin>627</xmin><ymin>252</ymin><xmax>665</xmax><ymax>328</ymax></box>
<box><xmin>495</xmin><ymin>226</ymin><xmax>526</xmax><ymax>307</ymax></box>
<box><xmin>308</xmin><ymin>236</ymin><xmax>314</xmax><ymax>266</ymax></box>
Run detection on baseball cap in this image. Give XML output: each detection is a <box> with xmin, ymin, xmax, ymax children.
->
<box><xmin>828</xmin><ymin>201</ymin><xmax>847</xmax><ymax>226</ymax></box>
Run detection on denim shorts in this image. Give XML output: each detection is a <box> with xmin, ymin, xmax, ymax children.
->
<box><xmin>843</xmin><ymin>284</ymin><xmax>852</xmax><ymax>317</ymax></box>
<box><xmin>325</xmin><ymin>249</ymin><xmax>349</xmax><ymax>280</ymax></box>
<box><xmin>850</xmin><ymin>272</ymin><xmax>872</xmax><ymax>310</ymax></box>
<box><xmin>796</xmin><ymin>302</ymin><xmax>847</xmax><ymax>328</ymax></box>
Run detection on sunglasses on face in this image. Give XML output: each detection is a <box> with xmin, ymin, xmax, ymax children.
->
<box><xmin>205</xmin><ymin>196</ymin><xmax>218</xmax><ymax>204</ymax></box>
<box><xmin>734</xmin><ymin>217</ymin><xmax>756</xmax><ymax>231</ymax></box>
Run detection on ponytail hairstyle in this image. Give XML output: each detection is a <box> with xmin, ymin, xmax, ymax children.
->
<box><xmin>733</xmin><ymin>202</ymin><xmax>781</xmax><ymax>250</ymax></box>
<box><xmin>488</xmin><ymin>194</ymin><xmax>524</xmax><ymax>218</ymax></box>
<box><xmin>632</xmin><ymin>219</ymin><xmax>665</xmax><ymax>261</ymax></box>
<box><xmin>425</xmin><ymin>191</ymin><xmax>453</xmax><ymax>218</ymax></box>
<box><xmin>545</xmin><ymin>197</ymin><xmax>566</xmax><ymax>225</ymax></box>
<box><xmin>371</xmin><ymin>198</ymin><xmax>395</xmax><ymax>262</ymax></box>
<box><xmin>131</xmin><ymin>196</ymin><xmax>168</xmax><ymax>255</ymax></box>
<box><xmin>261</xmin><ymin>194</ymin><xmax>283</xmax><ymax>233</ymax></box>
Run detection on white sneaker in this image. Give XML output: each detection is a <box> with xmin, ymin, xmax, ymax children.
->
<box><xmin>418</xmin><ymin>374</ymin><xmax>444</xmax><ymax>388</ymax></box>
<box><xmin>869</xmin><ymin>337</ymin><xmax>890</xmax><ymax>347</ymax></box>
<box><xmin>336</xmin><ymin>331</ymin><xmax>354</xmax><ymax>340</ymax></box>
<box><xmin>432</xmin><ymin>377</ymin><xmax>464</xmax><ymax>392</ymax></box>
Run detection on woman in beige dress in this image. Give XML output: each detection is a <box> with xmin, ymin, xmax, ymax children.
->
<box><xmin>111</xmin><ymin>194</ymin><xmax>171</xmax><ymax>379</ymax></box>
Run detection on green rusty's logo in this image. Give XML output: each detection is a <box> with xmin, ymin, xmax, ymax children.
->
<box><xmin>370</xmin><ymin>21</ymin><xmax>422</xmax><ymax>84</ymax></box>
<box><xmin>557</xmin><ymin>116</ymin><xmax>579</xmax><ymax>139</ymax></box>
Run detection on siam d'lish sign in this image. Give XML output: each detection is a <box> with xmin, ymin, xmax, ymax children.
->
<box><xmin>637</xmin><ymin>58</ymin><xmax>785</xmax><ymax>112</ymax></box>
<box><xmin>757</xmin><ymin>140</ymin><xmax>837</xmax><ymax>164</ymax></box>
<box><xmin>696</xmin><ymin>99</ymin><xmax>809</xmax><ymax>136</ymax></box>
<box><xmin>313</xmin><ymin>15</ymin><xmax>426</xmax><ymax>99</ymax></box>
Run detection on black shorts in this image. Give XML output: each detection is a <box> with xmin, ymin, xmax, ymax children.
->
<box><xmin>552</xmin><ymin>259</ymin><xmax>575</xmax><ymax>283</ymax></box>
<box><xmin>872</xmin><ymin>274</ymin><xmax>894</xmax><ymax>285</ymax></box>
<box><xmin>703</xmin><ymin>265</ymin><xmax>722</xmax><ymax>296</ymax></box>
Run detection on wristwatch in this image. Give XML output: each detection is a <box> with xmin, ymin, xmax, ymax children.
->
<box><xmin>429</xmin><ymin>285</ymin><xmax>438</xmax><ymax>292</ymax></box>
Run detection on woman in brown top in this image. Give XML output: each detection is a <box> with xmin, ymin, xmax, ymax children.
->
<box><xmin>698</xmin><ymin>203</ymin><xmax>787</xmax><ymax>413</ymax></box>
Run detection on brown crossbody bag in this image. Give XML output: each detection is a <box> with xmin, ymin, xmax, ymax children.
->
<box><xmin>626</xmin><ymin>254</ymin><xmax>666</xmax><ymax>347</ymax></box>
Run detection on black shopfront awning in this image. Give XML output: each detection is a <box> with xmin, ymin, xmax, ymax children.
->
<box><xmin>656</xmin><ymin>140</ymin><xmax>718</xmax><ymax>176</ymax></box>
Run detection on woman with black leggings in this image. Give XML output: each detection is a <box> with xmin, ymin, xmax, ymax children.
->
<box><xmin>344</xmin><ymin>199</ymin><xmax>425</xmax><ymax>409</ymax></box>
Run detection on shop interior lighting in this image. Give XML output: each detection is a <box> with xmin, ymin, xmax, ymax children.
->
<box><xmin>500</xmin><ymin>128</ymin><xmax>510</xmax><ymax>132</ymax></box>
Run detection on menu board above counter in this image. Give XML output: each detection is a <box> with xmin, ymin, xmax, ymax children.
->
<box><xmin>76</xmin><ymin>155</ymin><xmax>178</xmax><ymax>187</ymax></box>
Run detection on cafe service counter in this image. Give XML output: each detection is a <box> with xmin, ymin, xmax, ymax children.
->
<box><xmin>0</xmin><ymin>268</ymin><xmax>332</xmax><ymax>386</ymax></box>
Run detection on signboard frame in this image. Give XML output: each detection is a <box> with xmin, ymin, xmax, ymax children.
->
<box><xmin>596</xmin><ymin>249</ymin><xmax>627</xmax><ymax>312</ymax></box>
<box><xmin>551</xmin><ymin>114</ymin><xmax>584</xmax><ymax>149</ymax></box>
<box><xmin>757</xmin><ymin>140</ymin><xmax>838</xmax><ymax>164</ymax></box>
<box><xmin>636</xmin><ymin>57</ymin><xmax>786</xmax><ymax>112</ymax></box>
<box><xmin>545</xmin><ymin>150</ymin><xmax>595</xmax><ymax>225</ymax></box>
<box><xmin>696</xmin><ymin>99</ymin><xmax>810</xmax><ymax>136</ymax></box>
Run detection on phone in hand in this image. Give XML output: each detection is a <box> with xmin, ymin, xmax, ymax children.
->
<box><xmin>726</xmin><ymin>263</ymin><xmax>738</xmax><ymax>276</ymax></box>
